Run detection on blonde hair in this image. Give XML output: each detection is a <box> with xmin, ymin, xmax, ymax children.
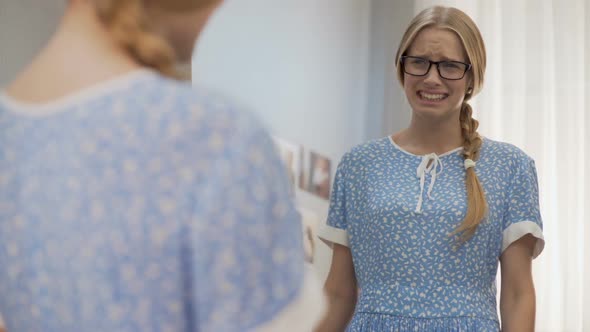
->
<box><xmin>395</xmin><ymin>6</ymin><xmax>487</xmax><ymax>242</ymax></box>
<box><xmin>93</xmin><ymin>0</ymin><xmax>219</xmax><ymax>78</ymax></box>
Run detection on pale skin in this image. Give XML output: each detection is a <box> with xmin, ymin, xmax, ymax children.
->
<box><xmin>500</xmin><ymin>234</ymin><xmax>537</xmax><ymax>331</ymax></box>
<box><xmin>314</xmin><ymin>27</ymin><xmax>537</xmax><ymax>331</ymax></box>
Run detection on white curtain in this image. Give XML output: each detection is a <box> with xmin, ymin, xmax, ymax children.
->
<box><xmin>405</xmin><ymin>1</ymin><xmax>589</xmax><ymax>331</ymax></box>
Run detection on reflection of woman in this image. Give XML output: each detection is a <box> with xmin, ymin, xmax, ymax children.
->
<box><xmin>316</xmin><ymin>6</ymin><xmax>544</xmax><ymax>331</ymax></box>
<box><xmin>0</xmin><ymin>0</ymin><xmax>323</xmax><ymax>331</ymax></box>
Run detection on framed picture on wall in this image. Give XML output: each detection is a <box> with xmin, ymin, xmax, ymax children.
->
<box><xmin>300</xmin><ymin>150</ymin><xmax>331</xmax><ymax>200</ymax></box>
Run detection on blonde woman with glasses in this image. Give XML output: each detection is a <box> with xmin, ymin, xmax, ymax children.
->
<box><xmin>316</xmin><ymin>6</ymin><xmax>544</xmax><ymax>332</ymax></box>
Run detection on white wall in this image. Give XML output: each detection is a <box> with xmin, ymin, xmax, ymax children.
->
<box><xmin>193</xmin><ymin>0</ymin><xmax>372</xmax><ymax>159</ymax></box>
<box><xmin>370</xmin><ymin>0</ymin><xmax>414</xmax><ymax>138</ymax></box>
<box><xmin>192</xmin><ymin>0</ymin><xmax>373</xmax><ymax>281</ymax></box>
<box><xmin>0</xmin><ymin>0</ymin><xmax>65</xmax><ymax>86</ymax></box>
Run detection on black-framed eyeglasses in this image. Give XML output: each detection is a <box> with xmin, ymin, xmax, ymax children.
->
<box><xmin>400</xmin><ymin>56</ymin><xmax>471</xmax><ymax>80</ymax></box>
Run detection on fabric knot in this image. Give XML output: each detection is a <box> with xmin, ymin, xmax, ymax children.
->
<box><xmin>415</xmin><ymin>153</ymin><xmax>443</xmax><ymax>213</ymax></box>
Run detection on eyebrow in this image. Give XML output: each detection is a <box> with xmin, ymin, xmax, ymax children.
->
<box><xmin>407</xmin><ymin>54</ymin><xmax>466</xmax><ymax>62</ymax></box>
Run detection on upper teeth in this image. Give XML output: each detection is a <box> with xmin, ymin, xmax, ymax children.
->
<box><xmin>421</xmin><ymin>92</ymin><xmax>445</xmax><ymax>100</ymax></box>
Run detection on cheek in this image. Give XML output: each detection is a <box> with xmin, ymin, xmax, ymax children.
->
<box><xmin>449</xmin><ymin>82</ymin><xmax>468</xmax><ymax>99</ymax></box>
<box><xmin>402</xmin><ymin>76</ymin><xmax>418</xmax><ymax>93</ymax></box>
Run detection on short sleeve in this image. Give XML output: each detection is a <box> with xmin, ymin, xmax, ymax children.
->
<box><xmin>187</xmin><ymin>122</ymin><xmax>323</xmax><ymax>331</ymax></box>
<box><xmin>318</xmin><ymin>153</ymin><xmax>350</xmax><ymax>248</ymax></box>
<box><xmin>502</xmin><ymin>155</ymin><xmax>545</xmax><ymax>258</ymax></box>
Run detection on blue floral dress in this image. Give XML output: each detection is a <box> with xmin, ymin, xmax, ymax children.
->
<box><xmin>319</xmin><ymin>136</ymin><xmax>544</xmax><ymax>331</ymax></box>
<box><xmin>0</xmin><ymin>70</ymin><xmax>316</xmax><ymax>331</ymax></box>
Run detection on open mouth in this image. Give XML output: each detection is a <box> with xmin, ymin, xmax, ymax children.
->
<box><xmin>418</xmin><ymin>91</ymin><xmax>448</xmax><ymax>102</ymax></box>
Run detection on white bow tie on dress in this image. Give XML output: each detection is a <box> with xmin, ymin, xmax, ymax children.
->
<box><xmin>415</xmin><ymin>153</ymin><xmax>443</xmax><ymax>213</ymax></box>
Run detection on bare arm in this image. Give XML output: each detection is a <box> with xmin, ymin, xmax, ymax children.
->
<box><xmin>313</xmin><ymin>244</ymin><xmax>358</xmax><ymax>332</ymax></box>
<box><xmin>500</xmin><ymin>234</ymin><xmax>537</xmax><ymax>332</ymax></box>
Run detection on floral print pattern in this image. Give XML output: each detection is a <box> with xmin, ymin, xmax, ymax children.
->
<box><xmin>0</xmin><ymin>71</ymin><xmax>304</xmax><ymax>332</ymax></box>
<box><xmin>319</xmin><ymin>137</ymin><xmax>544</xmax><ymax>332</ymax></box>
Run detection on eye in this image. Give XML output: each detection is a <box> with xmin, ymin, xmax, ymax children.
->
<box><xmin>441</xmin><ymin>62</ymin><xmax>464</xmax><ymax>70</ymax></box>
<box><xmin>409</xmin><ymin>58</ymin><xmax>428</xmax><ymax>65</ymax></box>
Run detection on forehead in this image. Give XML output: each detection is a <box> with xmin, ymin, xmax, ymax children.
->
<box><xmin>407</xmin><ymin>27</ymin><xmax>466</xmax><ymax>61</ymax></box>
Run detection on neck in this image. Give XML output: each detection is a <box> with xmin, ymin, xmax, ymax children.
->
<box><xmin>6</xmin><ymin>2</ymin><xmax>142</xmax><ymax>102</ymax></box>
<box><xmin>393</xmin><ymin>112</ymin><xmax>464</xmax><ymax>155</ymax></box>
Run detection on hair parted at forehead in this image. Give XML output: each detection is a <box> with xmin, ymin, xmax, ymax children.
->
<box><xmin>395</xmin><ymin>6</ymin><xmax>486</xmax><ymax>99</ymax></box>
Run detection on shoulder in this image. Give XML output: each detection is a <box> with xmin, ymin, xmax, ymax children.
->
<box><xmin>341</xmin><ymin>137</ymin><xmax>392</xmax><ymax>165</ymax></box>
<box><xmin>481</xmin><ymin>137</ymin><xmax>534</xmax><ymax>164</ymax></box>
<box><xmin>329</xmin><ymin>137</ymin><xmax>393</xmax><ymax>184</ymax></box>
<box><xmin>110</xmin><ymin>74</ymin><xmax>278</xmax><ymax>192</ymax></box>
<box><xmin>151</xmin><ymin>75</ymin><xmax>265</xmax><ymax>134</ymax></box>
<box><xmin>138</xmin><ymin>74</ymin><xmax>268</xmax><ymax>153</ymax></box>
<box><xmin>480</xmin><ymin>138</ymin><xmax>536</xmax><ymax>182</ymax></box>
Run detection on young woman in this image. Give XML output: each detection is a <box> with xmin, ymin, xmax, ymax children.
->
<box><xmin>0</xmin><ymin>1</ymin><xmax>323</xmax><ymax>331</ymax></box>
<box><xmin>316</xmin><ymin>6</ymin><xmax>544</xmax><ymax>332</ymax></box>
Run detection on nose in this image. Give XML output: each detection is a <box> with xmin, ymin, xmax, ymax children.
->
<box><xmin>423</xmin><ymin>64</ymin><xmax>443</xmax><ymax>84</ymax></box>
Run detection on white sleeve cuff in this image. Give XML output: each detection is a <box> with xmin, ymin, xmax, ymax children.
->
<box><xmin>317</xmin><ymin>224</ymin><xmax>349</xmax><ymax>248</ymax></box>
<box><xmin>254</xmin><ymin>264</ymin><xmax>326</xmax><ymax>332</ymax></box>
<box><xmin>502</xmin><ymin>220</ymin><xmax>545</xmax><ymax>258</ymax></box>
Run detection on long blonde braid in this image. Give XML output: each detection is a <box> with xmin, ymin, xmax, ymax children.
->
<box><xmin>452</xmin><ymin>100</ymin><xmax>488</xmax><ymax>241</ymax></box>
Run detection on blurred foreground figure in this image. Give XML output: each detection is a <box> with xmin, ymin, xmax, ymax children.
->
<box><xmin>0</xmin><ymin>1</ymin><xmax>324</xmax><ymax>331</ymax></box>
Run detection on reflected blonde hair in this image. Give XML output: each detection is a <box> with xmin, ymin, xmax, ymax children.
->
<box><xmin>93</xmin><ymin>0</ymin><xmax>219</xmax><ymax>78</ymax></box>
<box><xmin>395</xmin><ymin>6</ymin><xmax>487</xmax><ymax>242</ymax></box>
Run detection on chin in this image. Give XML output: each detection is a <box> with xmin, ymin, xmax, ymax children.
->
<box><xmin>411</xmin><ymin>104</ymin><xmax>457</xmax><ymax>120</ymax></box>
